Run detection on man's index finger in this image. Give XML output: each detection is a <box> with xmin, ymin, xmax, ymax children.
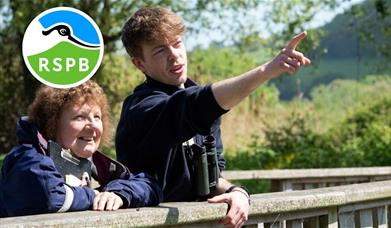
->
<box><xmin>287</xmin><ymin>31</ymin><xmax>307</xmax><ymax>50</ymax></box>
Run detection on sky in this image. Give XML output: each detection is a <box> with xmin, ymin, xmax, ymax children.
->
<box><xmin>184</xmin><ymin>0</ymin><xmax>365</xmax><ymax>50</ymax></box>
<box><xmin>1</xmin><ymin>0</ymin><xmax>365</xmax><ymax>52</ymax></box>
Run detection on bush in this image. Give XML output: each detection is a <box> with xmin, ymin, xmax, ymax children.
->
<box><xmin>225</xmin><ymin>98</ymin><xmax>391</xmax><ymax>171</ymax></box>
<box><xmin>334</xmin><ymin>98</ymin><xmax>391</xmax><ymax>166</ymax></box>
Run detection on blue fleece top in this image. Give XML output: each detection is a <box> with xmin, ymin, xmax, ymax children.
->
<box><xmin>0</xmin><ymin>117</ymin><xmax>162</xmax><ymax>218</ymax></box>
<box><xmin>115</xmin><ymin>76</ymin><xmax>228</xmax><ymax>202</ymax></box>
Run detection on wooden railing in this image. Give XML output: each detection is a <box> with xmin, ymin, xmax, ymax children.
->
<box><xmin>2</xmin><ymin>167</ymin><xmax>391</xmax><ymax>227</ymax></box>
<box><xmin>223</xmin><ymin>167</ymin><xmax>391</xmax><ymax>191</ymax></box>
<box><xmin>2</xmin><ymin>180</ymin><xmax>391</xmax><ymax>227</ymax></box>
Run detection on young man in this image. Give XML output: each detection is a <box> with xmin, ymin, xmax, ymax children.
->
<box><xmin>116</xmin><ymin>7</ymin><xmax>310</xmax><ymax>228</ymax></box>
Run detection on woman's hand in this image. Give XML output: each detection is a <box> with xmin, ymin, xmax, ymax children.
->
<box><xmin>93</xmin><ymin>192</ymin><xmax>124</xmax><ymax>211</ymax></box>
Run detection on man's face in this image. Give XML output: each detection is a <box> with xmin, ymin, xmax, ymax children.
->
<box><xmin>133</xmin><ymin>36</ymin><xmax>187</xmax><ymax>87</ymax></box>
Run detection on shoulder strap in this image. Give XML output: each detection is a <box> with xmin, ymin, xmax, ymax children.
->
<box><xmin>36</xmin><ymin>131</ymin><xmax>48</xmax><ymax>155</ymax></box>
<box><xmin>92</xmin><ymin>151</ymin><xmax>131</xmax><ymax>186</ymax></box>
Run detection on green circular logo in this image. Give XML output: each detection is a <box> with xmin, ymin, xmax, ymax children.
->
<box><xmin>22</xmin><ymin>7</ymin><xmax>104</xmax><ymax>88</ymax></box>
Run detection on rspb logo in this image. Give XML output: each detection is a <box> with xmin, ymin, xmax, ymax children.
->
<box><xmin>22</xmin><ymin>7</ymin><xmax>104</xmax><ymax>88</ymax></box>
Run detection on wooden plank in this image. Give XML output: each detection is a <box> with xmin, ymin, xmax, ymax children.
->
<box><xmin>288</xmin><ymin>177</ymin><xmax>372</xmax><ymax>184</ymax></box>
<box><xmin>282</xmin><ymin>181</ymin><xmax>293</xmax><ymax>191</ymax></box>
<box><xmin>328</xmin><ymin>207</ymin><xmax>338</xmax><ymax>228</ymax></box>
<box><xmin>388</xmin><ymin>206</ymin><xmax>391</xmax><ymax>228</ymax></box>
<box><xmin>318</xmin><ymin>183</ymin><xmax>327</xmax><ymax>188</ymax></box>
<box><xmin>359</xmin><ymin>209</ymin><xmax>373</xmax><ymax>228</ymax></box>
<box><xmin>373</xmin><ymin>176</ymin><xmax>391</xmax><ymax>181</ymax></box>
<box><xmin>265</xmin><ymin>221</ymin><xmax>283</xmax><ymax>228</ymax></box>
<box><xmin>304</xmin><ymin>183</ymin><xmax>315</xmax><ymax>190</ymax></box>
<box><xmin>339</xmin><ymin>199</ymin><xmax>391</xmax><ymax>213</ymax></box>
<box><xmin>286</xmin><ymin>219</ymin><xmax>303</xmax><ymax>228</ymax></box>
<box><xmin>377</xmin><ymin>206</ymin><xmax>387</xmax><ymax>228</ymax></box>
<box><xmin>372</xmin><ymin>207</ymin><xmax>378</xmax><ymax>227</ymax></box>
<box><xmin>318</xmin><ymin>215</ymin><xmax>328</xmax><ymax>228</ymax></box>
<box><xmin>339</xmin><ymin>212</ymin><xmax>355</xmax><ymax>228</ymax></box>
<box><xmin>292</xmin><ymin>183</ymin><xmax>304</xmax><ymax>190</ymax></box>
<box><xmin>246</xmin><ymin>208</ymin><xmax>328</xmax><ymax>225</ymax></box>
<box><xmin>271</xmin><ymin>180</ymin><xmax>282</xmax><ymax>192</ymax></box>
<box><xmin>354</xmin><ymin>211</ymin><xmax>361</xmax><ymax>228</ymax></box>
<box><xmin>4</xmin><ymin>180</ymin><xmax>391</xmax><ymax>228</ymax></box>
<box><xmin>222</xmin><ymin>168</ymin><xmax>391</xmax><ymax>180</ymax></box>
<box><xmin>243</xmin><ymin>224</ymin><xmax>259</xmax><ymax>228</ymax></box>
<box><xmin>303</xmin><ymin>217</ymin><xmax>319</xmax><ymax>228</ymax></box>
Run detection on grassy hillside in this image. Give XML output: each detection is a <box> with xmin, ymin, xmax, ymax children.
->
<box><xmin>256</xmin><ymin>0</ymin><xmax>391</xmax><ymax>100</ymax></box>
<box><xmin>272</xmin><ymin>57</ymin><xmax>386</xmax><ymax>100</ymax></box>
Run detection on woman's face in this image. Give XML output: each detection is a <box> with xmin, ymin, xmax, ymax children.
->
<box><xmin>55</xmin><ymin>102</ymin><xmax>103</xmax><ymax>158</ymax></box>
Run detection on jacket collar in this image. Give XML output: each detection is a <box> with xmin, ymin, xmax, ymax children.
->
<box><xmin>145</xmin><ymin>75</ymin><xmax>197</xmax><ymax>94</ymax></box>
<box><xmin>17</xmin><ymin>116</ymin><xmax>48</xmax><ymax>155</ymax></box>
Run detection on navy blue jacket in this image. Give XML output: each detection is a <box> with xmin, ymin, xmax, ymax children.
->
<box><xmin>0</xmin><ymin>117</ymin><xmax>162</xmax><ymax>218</ymax></box>
<box><xmin>116</xmin><ymin>76</ymin><xmax>227</xmax><ymax>201</ymax></box>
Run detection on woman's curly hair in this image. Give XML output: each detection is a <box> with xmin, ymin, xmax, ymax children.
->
<box><xmin>28</xmin><ymin>80</ymin><xmax>112</xmax><ymax>148</ymax></box>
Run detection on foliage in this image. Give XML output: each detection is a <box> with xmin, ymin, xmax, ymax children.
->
<box><xmin>225</xmin><ymin>76</ymin><xmax>391</xmax><ymax>173</ymax></box>
<box><xmin>97</xmin><ymin>54</ymin><xmax>144</xmax><ymax>155</ymax></box>
<box><xmin>269</xmin><ymin>0</ymin><xmax>391</xmax><ymax>100</ymax></box>
<box><xmin>333</xmin><ymin>98</ymin><xmax>391</xmax><ymax>166</ymax></box>
<box><xmin>1</xmin><ymin>0</ymin><xmax>389</xmax><ymax>170</ymax></box>
<box><xmin>0</xmin><ymin>0</ymin><xmax>345</xmax><ymax>154</ymax></box>
<box><xmin>98</xmin><ymin>54</ymin><xmax>144</xmax><ymax>119</ymax></box>
<box><xmin>230</xmin><ymin>179</ymin><xmax>271</xmax><ymax>194</ymax></box>
<box><xmin>0</xmin><ymin>0</ymin><xmax>390</xmax><ymax>197</ymax></box>
<box><xmin>310</xmin><ymin>75</ymin><xmax>391</xmax><ymax>131</ymax></box>
<box><xmin>225</xmin><ymin>113</ymin><xmax>338</xmax><ymax>170</ymax></box>
<box><xmin>0</xmin><ymin>0</ymin><xmax>240</xmax><ymax>153</ymax></box>
<box><xmin>348</xmin><ymin>0</ymin><xmax>391</xmax><ymax>60</ymax></box>
<box><xmin>188</xmin><ymin>46</ymin><xmax>257</xmax><ymax>83</ymax></box>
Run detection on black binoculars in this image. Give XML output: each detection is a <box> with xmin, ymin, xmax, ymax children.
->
<box><xmin>189</xmin><ymin>135</ymin><xmax>220</xmax><ymax>199</ymax></box>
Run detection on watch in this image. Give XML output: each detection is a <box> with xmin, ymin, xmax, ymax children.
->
<box><xmin>225</xmin><ymin>185</ymin><xmax>251</xmax><ymax>205</ymax></box>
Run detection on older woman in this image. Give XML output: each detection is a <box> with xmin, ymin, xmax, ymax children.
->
<box><xmin>0</xmin><ymin>81</ymin><xmax>162</xmax><ymax>217</ymax></box>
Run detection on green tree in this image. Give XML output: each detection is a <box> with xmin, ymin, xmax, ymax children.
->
<box><xmin>0</xmin><ymin>0</ymin><xmax>207</xmax><ymax>152</ymax></box>
<box><xmin>0</xmin><ymin>0</ymin><xmax>343</xmax><ymax>154</ymax></box>
<box><xmin>334</xmin><ymin>98</ymin><xmax>391</xmax><ymax>166</ymax></box>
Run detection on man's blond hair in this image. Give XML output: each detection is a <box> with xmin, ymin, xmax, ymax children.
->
<box><xmin>121</xmin><ymin>8</ymin><xmax>185</xmax><ymax>59</ymax></box>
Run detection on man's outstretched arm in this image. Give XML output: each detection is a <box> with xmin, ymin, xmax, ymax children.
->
<box><xmin>208</xmin><ymin>32</ymin><xmax>311</xmax><ymax>228</ymax></box>
<box><xmin>211</xmin><ymin>32</ymin><xmax>311</xmax><ymax>110</ymax></box>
